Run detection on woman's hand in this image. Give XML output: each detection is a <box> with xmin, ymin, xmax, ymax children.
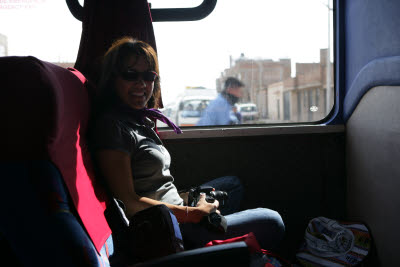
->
<box><xmin>188</xmin><ymin>193</ymin><xmax>220</xmax><ymax>223</ymax></box>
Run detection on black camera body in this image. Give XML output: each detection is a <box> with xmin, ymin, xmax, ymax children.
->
<box><xmin>187</xmin><ymin>185</ymin><xmax>228</xmax><ymax>208</ymax></box>
<box><xmin>187</xmin><ymin>186</ymin><xmax>228</xmax><ymax>233</ymax></box>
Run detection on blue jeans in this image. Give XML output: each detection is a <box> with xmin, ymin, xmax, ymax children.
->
<box><xmin>180</xmin><ymin>176</ymin><xmax>285</xmax><ymax>250</ymax></box>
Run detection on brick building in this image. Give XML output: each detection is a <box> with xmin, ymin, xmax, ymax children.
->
<box><xmin>216</xmin><ymin>54</ymin><xmax>291</xmax><ymax>118</ymax></box>
<box><xmin>218</xmin><ymin>49</ymin><xmax>333</xmax><ymax>122</ymax></box>
<box><xmin>267</xmin><ymin>49</ymin><xmax>333</xmax><ymax>122</ymax></box>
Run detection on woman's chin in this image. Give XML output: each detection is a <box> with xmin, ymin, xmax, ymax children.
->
<box><xmin>127</xmin><ymin>102</ymin><xmax>146</xmax><ymax>110</ymax></box>
<box><xmin>125</xmin><ymin>96</ymin><xmax>147</xmax><ymax>110</ymax></box>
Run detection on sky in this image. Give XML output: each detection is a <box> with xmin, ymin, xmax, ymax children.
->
<box><xmin>0</xmin><ymin>0</ymin><xmax>333</xmax><ymax>105</ymax></box>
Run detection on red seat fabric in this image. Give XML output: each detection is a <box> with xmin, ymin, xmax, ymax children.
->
<box><xmin>0</xmin><ymin>56</ymin><xmax>111</xmax><ymax>253</ymax></box>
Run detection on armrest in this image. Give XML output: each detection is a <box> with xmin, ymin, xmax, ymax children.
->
<box><xmin>132</xmin><ymin>241</ymin><xmax>250</xmax><ymax>267</ymax></box>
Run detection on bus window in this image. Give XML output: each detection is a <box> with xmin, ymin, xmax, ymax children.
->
<box><xmin>0</xmin><ymin>0</ymin><xmax>334</xmax><ymax>126</ymax></box>
<box><xmin>0</xmin><ymin>1</ymin><xmax>82</xmax><ymax>68</ymax></box>
<box><xmin>151</xmin><ymin>0</ymin><xmax>334</xmax><ymax>127</ymax></box>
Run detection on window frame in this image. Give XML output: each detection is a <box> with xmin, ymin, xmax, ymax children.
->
<box><xmin>66</xmin><ymin>0</ymin><xmax>217</xmax><ymax>22</ymax></box>
<box><xmin>65</xmin><ymin>0</ymin><xmax>340</xmax><ymax>131</ymax></box>
<box><xmin>158</xmin><ymin>0</ymin><xmax>337</xmax><ymax>131</ymax></box>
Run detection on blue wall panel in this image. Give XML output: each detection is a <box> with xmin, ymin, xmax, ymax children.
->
<box><xmin>343</xmin><ymin>0</ymin><xmax>400</xmax><ymax>121</ymax></box>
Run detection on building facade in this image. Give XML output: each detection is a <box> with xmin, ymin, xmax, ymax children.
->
<box><xmin>217</xmin><ymin>49</ymin><xmax>333</xmax><ymax>122</ymax></box>
<box><xmin>267</xmin><ymin>49</ymin><xmax>333</xmax><ymax>122</ymax></box>
<box><xmin>216</xmin><ymin>54</ymin><xmax>291</xmax><ymax>118</ymax></box>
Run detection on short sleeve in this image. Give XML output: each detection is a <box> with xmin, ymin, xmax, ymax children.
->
<box><xmin>89</xmin><ymin>115</ymin><xmax>136</xmax><ymax>155</ymax></box>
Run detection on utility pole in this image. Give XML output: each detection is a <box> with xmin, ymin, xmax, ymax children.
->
<box><xmin>325</xmin><ymin>0</ymin><xmax>332</xmax><ymax>115</ymax></box>
<box><xmin>256</xmin><ymin>60</ymin><xmax>267</xmax><ymax>118</ymax></box>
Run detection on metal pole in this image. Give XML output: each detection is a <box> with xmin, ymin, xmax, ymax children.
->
<box><xmin>326</xmin><ymin>0</ymin><xmax>331</xmax><ymax>115</ymax></box>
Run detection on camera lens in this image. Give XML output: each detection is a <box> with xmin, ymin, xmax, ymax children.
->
<box><xmin>210</xmin><ymin>191</ymin><xmax>228</xmax><ymax>200</ymax></box>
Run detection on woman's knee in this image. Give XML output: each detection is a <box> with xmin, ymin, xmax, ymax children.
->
<box><xmin>206</xmin><ymin>175</ymin><xmax>242</xmax><ymax>188</ymax></box>
<box><xmin>221</xmin><ymin>176</ymin><xmax>244</xmax><ymax>195</ymax></box>
<box><xmin>250</xmin><ymin>208</ymin><xmax>285</xmax><ymax>248</ymax></box>
<box><xmin>225</xmin><ymin>175</ymin><xmax>242</xmax><ymax>187</ymax></box>
<box><xmin>203</xmin><ymin>175</ymin><xmax>244</xmax><ymax>199</ymax></box>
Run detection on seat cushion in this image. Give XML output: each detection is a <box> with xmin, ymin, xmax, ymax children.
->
<box><xmin>0</xmin><ymin>161</ymin><xmax>113</xmax><ymax>266</ymax></box>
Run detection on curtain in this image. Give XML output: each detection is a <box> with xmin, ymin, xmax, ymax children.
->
<box><xmin>74</xmin><ymin>0</ymin><xmax>163</xmax><ymax>107</ymax></box>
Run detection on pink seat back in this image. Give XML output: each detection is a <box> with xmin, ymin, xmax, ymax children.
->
<box><xmin>0</xmin><ymin>56</ymin><xmax>111</xmax><ymax>253</ymax></box>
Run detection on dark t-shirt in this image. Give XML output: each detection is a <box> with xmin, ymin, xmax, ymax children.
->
<box><xmin>90</xmin><ymin>107</ymin><xmax>184</xmax><ymax>206</ymax></box>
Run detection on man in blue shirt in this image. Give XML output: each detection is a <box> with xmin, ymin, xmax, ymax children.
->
<box><xmin>197</xmin><ymin>77</ymin><xmax>245</xmax><ymax>126</ymax></box>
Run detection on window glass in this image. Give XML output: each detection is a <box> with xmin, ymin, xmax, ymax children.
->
<box><xmin>0</xmin><ymin>1</ymin><xmax>334</xmax><ymax>126</ymax></box>
<box><xmin>0</xmin><ymin>1</ymin><xmax>82</xmax><ymax>68</ymax></box>
<box><xmin>151</xmin><ymin>0</ymin><xmax>334</xmax><ymax>127</ymax></box>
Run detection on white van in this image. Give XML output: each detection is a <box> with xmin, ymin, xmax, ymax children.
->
<box><xmin>177</xmin><ymin>95</ymin><xmax>215</xmax><ymax>126</ymax></box>
<box><xmin>235</xmin><ymin>103</ymin><xmax>259</xmax><ymax>122</ymax></box>
<box><xmin>159</xmin><ymin>87</ymin><xmax>218</xmax><ymax>127</ymax></box>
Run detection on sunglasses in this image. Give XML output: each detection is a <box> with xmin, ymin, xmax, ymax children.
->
<box><xmin>119</xmin><ymin>70</ymin><xmax>158</xmax><ymax>82</ymax></box>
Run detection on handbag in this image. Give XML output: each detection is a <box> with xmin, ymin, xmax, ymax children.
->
<box><xmin>127</xmin><ymin>204</ymin><xmax>185</xmax><ymax>262</ymax></box>
<box><xmin>104</xmin><ymin>199</ymin><xmax>184</xmax><ymax>264</ymax></box>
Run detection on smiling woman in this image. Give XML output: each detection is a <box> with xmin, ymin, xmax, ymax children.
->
<box><xmin>88</xmin><ymin>36</ymin><xmax>285</xmax><ymax>255</ymax></box>
<box><xmin>115</xmin><ymin>56</ymin><xmax>155</xmax><ymax>110</ymax></box>
<box><xmin>95</xmin><ymin>38</ymin><xmax>162</xmax><ymax>115</ymax></box>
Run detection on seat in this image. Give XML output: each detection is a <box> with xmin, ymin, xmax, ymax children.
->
<box><xmin>0</xmin><ymin>161</ymin><xmax>113</xmax><ymax>266</ymax></box>
<box><xmin>0</xmin><ymin>55</ymin><xmax>112</xmax><ymax>266</ymax></box>
<box><xmin>0</xmin><ymin>56</ymin><xmax>250</xmax><ymax>266</ymax></box>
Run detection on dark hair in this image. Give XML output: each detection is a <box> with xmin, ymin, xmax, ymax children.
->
<box><xmin>94</xmin><ymin>37</ymin><xmax>161</xmax><ymax>115</ymax></box>
<box><xmin>223</xmin><ymin>77</ymin><xmax>244</xmax><ymax>92</ymax></box>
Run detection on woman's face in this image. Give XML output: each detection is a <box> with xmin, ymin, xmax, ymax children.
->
<box><xmin>115</xmin><ymin>55</ymin><xmax>154</xmax><ymax>110</ymax></box>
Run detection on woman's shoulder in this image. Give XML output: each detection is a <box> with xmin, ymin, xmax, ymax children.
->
<box><xmin>94</xmin><ymin>109</ymin><xmax>120</xmax><ymax>125</ymax></box>
<box><xmin>89</xmin><ymin>112</ymin><xmax>119</xmax><ymax>135</ymax></box>
<box><xmin>93</xmin><ymin>109</ymin><xmax>140</xmax><ymax>130</ymax></box>
<box><xmin>89</xmin><ymin>110</ymin><xmax>138</xmax><ymax>153</ymax></box>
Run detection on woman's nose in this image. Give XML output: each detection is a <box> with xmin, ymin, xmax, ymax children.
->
<box><xmin>134</xmin><ymin>78</ymin><xmax>146</xmax><ymax>87</ymax></box>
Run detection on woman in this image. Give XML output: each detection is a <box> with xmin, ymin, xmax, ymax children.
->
<box><xmin>89</xmin><ymin>37</ymin><xmax>284</xmax><ymax>250</ymax></box>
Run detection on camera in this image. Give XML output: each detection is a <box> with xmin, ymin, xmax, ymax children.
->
<box><xmin>187</xmin><ymin>185</ymin><xmax>228</xmax><ymax>208</ymax></box>
<box><xmin>186</xmin><ymin>186</ymin><xmax>228</xmax><ymax>233</ymax></box>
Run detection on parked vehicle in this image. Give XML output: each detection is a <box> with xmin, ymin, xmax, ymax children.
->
<box><xmin>161</xmin><ymin>87</ymin><xmax>217</xmax><ymax>127</ymax></box>
<box><xmin>235</xmin><ymin>103</ymin><xmax>259</xmax><ymax>122</ymax></box>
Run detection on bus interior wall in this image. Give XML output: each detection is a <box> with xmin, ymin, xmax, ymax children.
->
<box><xmin>343</xmin><ymin>0</ymin><xmax>400</xmax><ymax>266</ymax></box>
<box><xmin>164</xmin><ymin>130</ymin><xmax>346</xmax><ymax>259</ymax></box>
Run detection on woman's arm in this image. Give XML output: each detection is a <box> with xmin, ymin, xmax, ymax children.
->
<box><xmin>95</xmin><ymin>149</ymin><xmax>218</xmax><ymax>223</ymax></box>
